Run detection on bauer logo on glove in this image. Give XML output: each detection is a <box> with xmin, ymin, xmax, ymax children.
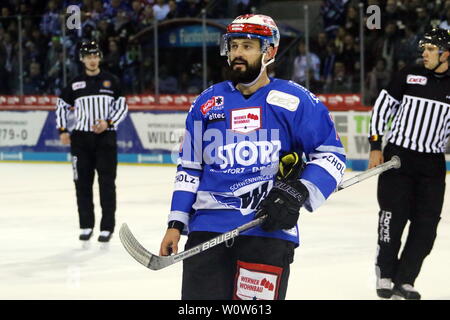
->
<box><xmin>255</xmin><ymin>152</ymin><xmax>309</xmax><ymax>232</ymax></box>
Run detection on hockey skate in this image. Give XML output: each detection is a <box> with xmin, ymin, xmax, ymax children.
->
<box><xmin>79</xmin><ymin>228</ymin><xmax>93</xmax><ymax>241</ymax></box>
<box><xmin>376</xmin><ymin>278</ymin><xmax>393</xmax><ymax>299</ymax></box>
<box><xmin>392</xmin><ymin>284</ymin><xmax>421</xmax><ymax>300</ymax></box>
<box><xmin>98</xmin><ymin>231</ymin><xmax>112</xmax><ymax>243</ymax></box>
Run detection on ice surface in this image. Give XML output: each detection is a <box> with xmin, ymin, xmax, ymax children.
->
<box><xmin>0</xmin><ymin>162</ymin><xmax>448</xmax><ymax>300</ymax></box>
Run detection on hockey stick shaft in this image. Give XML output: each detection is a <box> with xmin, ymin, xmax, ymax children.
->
<box><xmin>120</xmin><ymin>156</ymin><xmax>400</xmax><ymax>270</ymax></box>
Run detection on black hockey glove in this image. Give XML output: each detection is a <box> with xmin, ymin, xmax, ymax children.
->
<box><xmin>255</xmin><ymin>152</ymin><xmax>309</xmax><ymax>232</ymax></box>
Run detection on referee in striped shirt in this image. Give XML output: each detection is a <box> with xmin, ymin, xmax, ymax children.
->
<box><xmin>368</xmin><ymin>28</ymin><xmax>450</xmax><ymax>300</ymax></box>
<box><xmin>56</xmin><ymin>41</ymin><xmax>128</xmax><ymax>243</ymax></box>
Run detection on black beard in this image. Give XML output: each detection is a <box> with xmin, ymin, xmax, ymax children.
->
<box><xmin>226</xmin><ymin>58</ymin><xmax>262</xmax><ymax>85</ymax></box>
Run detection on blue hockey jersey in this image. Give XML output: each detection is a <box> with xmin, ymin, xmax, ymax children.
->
<box><xmin>168</xmin><ymin>78</ymin><xmax>346</xmax><ymax>245</ymax></box>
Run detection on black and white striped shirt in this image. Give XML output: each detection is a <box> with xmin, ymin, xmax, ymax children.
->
<box><xmin>55</xmin><ymin>70</ymin><xmax>128</xmax><ymax>133</ymax></box>
<box><xmin>369</xmin><ymin>66</ymin><xmax>450</xmax><ymax>153</ymax></box>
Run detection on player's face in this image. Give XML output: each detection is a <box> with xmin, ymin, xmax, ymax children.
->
<box><xmin>421</xmin><ymin>44</ymin><xmax>441</xmax><ymax>70</ymax></box>
<box><xmin>227</xmin><ymin>38</ymin><xmax>263</xmax><ymax>84</ymax></box>
<box><xmin>229</xmin><ymin>38</ymin><xmax>262</xmax><ymax>70</ymax></box>
<box><xmin>82</xmin><ymin>54</ymin><xmax>101</xmax><ymax>72</ymax></box>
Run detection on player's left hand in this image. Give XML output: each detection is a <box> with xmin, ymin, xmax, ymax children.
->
<box><xmin>92</xmin><ymin>120</ymin><xmax>108</xmax><ymax>134</ymax></box>
<box><xmin>256</xmin><ymin>152</ymin><xmax>309</xmax><ymax>232</ymax></box>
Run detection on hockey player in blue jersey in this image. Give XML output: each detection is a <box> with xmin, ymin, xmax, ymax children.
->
<box><xmin>159</xmin><ymin>14</ymin><xmax>346</xmax><ymax>300</ymax></box>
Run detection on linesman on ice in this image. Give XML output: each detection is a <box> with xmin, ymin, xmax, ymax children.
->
<box><xmin>368</xmin><ymin>28</ymin><xmax>450</xmax><ymax>300</ymax></box>
<box><xmin>55</xmin><ymin>41</ymin><xmax>128</xmax><ymax>243</ymax></box>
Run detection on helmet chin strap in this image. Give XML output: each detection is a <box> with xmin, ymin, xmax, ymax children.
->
<box><xmin>235</xmin><ymin>52</ymin><xmax>275</xmax><ymax>88</ymax></box>
<box><xmin>431</xmin><ymin>50</ymin><xmax>447</xmax><ymax>72</ymax></box>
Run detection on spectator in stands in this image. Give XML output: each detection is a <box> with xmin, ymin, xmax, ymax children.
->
<box><xmin>416</xmin><ymin>7</ymin><xmax>431</xmax><ymax>35</ymax></box>
<box><xmin>439</xmin><ymin>8</ymin><xmax>450</xmax><ymax>30</ymax></box>
<box><xmin>400</xmin><ymin>0</ymin><xmax>420</xmax><ymax>22</ymax></box>
<box><xmin>179</xmin><ymin>0</ymin><xmax>201</xmax><ymax>17</ymax></box>
<box><xmin>320</xmin><ymin>0</ymin><xmax>350</xmax><ymax>38</ymax></box>
<box><xmin>45</xmin><ymin>36</ymin><xmax>63</xmax><ymax>73</ymax></box>
<box><xmin>1</xmin><ymin>31</ymin><xmax>17</xmax><ymax>94</ymax></box>
<box><xmin>314</xmin><ymin>32</ymin><xmax>328</xmax><ymax>64</ymax></box>
<box><xmin>233</xmin><ymin>0</ymin><xmax>253</xmax><ymax>16</ymax></box>
<box><xmin>23</xmin><ymin>61</ymin><xmax>47</xmax><ymax>94</ymax></box>
<box><xmin>166</xmin><ymin>0</ymin><xmax>182</xmax><ymax>19</ymax></box>
<box><xmin>367</xmin><ymin>57</ymin><xmax>390</xmax><ymax>104</ymax></box>
<box><xmin>159</xmin><ymin>65</ymin><xmax>179</xmax><ymax>93</ymax></box>
<box><xmin>153</xmin><ymin>0</ymin><xmax>170</xmax><ymax>20</ymax></box>
<box><xmin>130</xmin><ymin>0</ymin><xmax>144</xmax><ymax>23</ymax></box>
<box><xmin>321</xmin><ymin>42</ymin><xmax>337</xmax><ymax>84</ymax></box>
<box><xmin>371</xmin><ymin>21</ymin><xmax>399</xmax><ymax>73</ymax></box>
<box><xmin>384</xmin><ymin>0</ymin><xmax>403</xmax><ymax>25</ymax></box>
<box><xmin>0</xmin><ymin>33</ymin><xmax>10</xmax><ymax>94</ymax></box>
<box><xmin>121</xmin><ymin>43</ymin><xmax>141</xmax><ymax>94</ymax></box>
<box><xmin>138</xmin><ymin>4</ymin><xmax>154</xmax><ymax>28</ymax></box>
<box><xmin>114</xmin><ymin>9</ymin><xmax>137</xmax><ymax>51</ymax></box>
<box><xmin>47</xmin><ymin>50</ymin><xmax>78</xmax><ymax>95</ymax></box>
<box><xmin>104</xmin><ymin>0</ymin><xmax>131</xmax><ymax>20</ymax></box>
<box><xmin>63</xmin><ymin>0</ymin><xmax>83</xmax><ymax>8</ymax></box>
<box><xmin>334</xmin><ymin>26</ymin><xmax>346</xmax><ymax>54</ymax></box>
<box><xmin>338</xmin><ymin>33</ymin><xmax>359</xmax><ymax>74</ymax></box>
<box><xmin>80</xmin><ymin>0</ymin><xmax>94</xmax><ymax>12</ymax></box>
<box><xmin>344</xmin><ymin>5</ymin><xmax>359</xmax><ymax>38</ymax></box>
<box><xmin>396</xmin><ymin>23</ymin><xmax>421</xmax><ymax>66</ymax></box>
<box><xmin>90</xmin><ymin>0</ymin><xmax>107</xmax><ymax>22</ymax></box>
<box><xmin>40</xmin><ymin>0</ymin><xmax>61</xmax><ymax>37</ymax></box>
<box><xmin>103</xmin><ymin>39</ymin><xmax>123</xmax><ymax>77</ymax></box>
<box><xmin>183</xmin><ymin>62</ymin><xmax>203</xmax><ymax>94</ymax></box>
<box><xmin>323</xmin><ymin>61</ymin><xmax>352</xmax><ymax>93</ymax></box>
<box><xmin>291</xmin><ymin>41</ymin><xmax>321</xmax><ymax>86</ymax></box>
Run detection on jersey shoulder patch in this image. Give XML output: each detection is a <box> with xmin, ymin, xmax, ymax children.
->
<box><xmin>266</xmin><ymin>89</ymin><xmax>299</xmax><ymax>111</ymax></box>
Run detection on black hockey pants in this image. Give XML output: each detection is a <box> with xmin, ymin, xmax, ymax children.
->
<box><xmin>376</xmin><ymin>143</ymin><xmax>445</xmax><ymax>286</ymax></box>
<box><xmin>70</xmin><ymin>130</ymin><xmax>117</xmax><ymax>233</ymax></box>
<box><xmin>182</xmin><ymin>232</ymin><xmax>295</xmax><ymax>300</ymax></box>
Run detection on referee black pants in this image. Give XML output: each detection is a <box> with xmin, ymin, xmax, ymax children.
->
<box><xmin>376</xmin><ymin>143</ymin><xmax>445</xmax><ymax>286</ymax></box>
<box><xmin>70</xmin><ymin>130</ymin><xmax>117</xmax><ymax>233</ymax></box>
<box><xmin>182</xmin><ymin>232</ymin><xmax>295</xmax><ymax>300</ymax></box>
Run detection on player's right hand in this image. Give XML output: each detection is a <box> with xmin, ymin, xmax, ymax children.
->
<box><xmin>159</xmin><ymin>228</ymin><xmax>181</xmax><ymax>256</ymax></box>
<box><xmin>60</xmin><ymin>132</ymin><xmax>71</xmax><ymax>145</ymax></box>
<box><xmin>368</xmin><ymin>150</ymin><xmax>383</xmax><ymax>169</ymax></box>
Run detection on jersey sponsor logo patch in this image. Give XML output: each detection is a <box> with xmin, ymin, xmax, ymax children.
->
<box><xmin>200</xmin><ymin>96</ymin><xmax>225</xmax><ymax>115</ymax></box>
<box><xmin>207</xmin><ymin>112</ymin><xmax>226</xmax><ymax>123</ymax></box>
<box><xmin>234</xmin><ymin>260</ymin><xmax>283</xmax><ymax>300</ymax></box>
<box><xmin>72</xmin><ymin>81</ymin><xmax>86</xmax><ymax>91</ymax></box>
<box><xmin>217</xmin><ymin>140</ymin><xmax>281</xmax><ymax>170</ymax></box>
<box><xmin>406</xmin><ymin>75</ymin><xmax>427</xmax><ymax>85</ymax></box>
<box><xmin>174</xmin><ymin>170</ymin><xmax>200</xmax><ymax>193</ymax></box>
<box><xmin>103</xmin><ymin>80</ymin><xmax>112</xmax><ymax>88</ymax></box>
<box><xmin>231</xmin><ymin>107</ymin><xmax>261</xmax><ymax>134</ymax></box>
<box><xmin>266</xmin><ymin>90</ymin><xmax>299</xmax><ymax>111</ymax></box>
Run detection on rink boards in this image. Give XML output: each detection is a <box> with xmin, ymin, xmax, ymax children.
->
<box><xmin>1</xmin><ymin>108</ymin><xmax>449</xmax><ymax>171</ymax></box>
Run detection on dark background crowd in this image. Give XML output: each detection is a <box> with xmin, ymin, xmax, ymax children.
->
<box><xmin>0</xmin><ymin>0</ymin><xmax>448</xmax><ymax>104</ymax></box>
<box><xmin>290</xmin><ymin>0</ymin><xmax>449</xmax><ymax>103</ymax></box>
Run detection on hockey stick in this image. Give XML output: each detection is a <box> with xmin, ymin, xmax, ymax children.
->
<box><xmin>119</xmin><ymin>156</ymin><xmax>400</xmax><ymax>271</ymax></box>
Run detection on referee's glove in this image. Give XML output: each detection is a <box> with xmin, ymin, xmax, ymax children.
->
<box><xmin>255</xmin><ymin>152</ymin><xmax>309</xmax><ymax>232</ymax></box>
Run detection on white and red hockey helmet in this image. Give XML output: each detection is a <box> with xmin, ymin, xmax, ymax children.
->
<box><xmin>220</xmin><ymin>14</ymin><xmax>280</xmax><ymax>57</ymax></box>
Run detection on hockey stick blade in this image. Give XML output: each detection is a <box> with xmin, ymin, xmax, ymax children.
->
<box><xmin>120</xmin><ymin>156</ymin><xmax>401</xmax><ymax>271</ymax></box>
<box><xmin>119</xmin><ymin>217</ymin><xmax>264</xmax><ymax>271</ymax></box>
<box><xmin>119</xmin><ymin>223</ymin><xmax>175</xmax><ymax>270</ymax></box>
